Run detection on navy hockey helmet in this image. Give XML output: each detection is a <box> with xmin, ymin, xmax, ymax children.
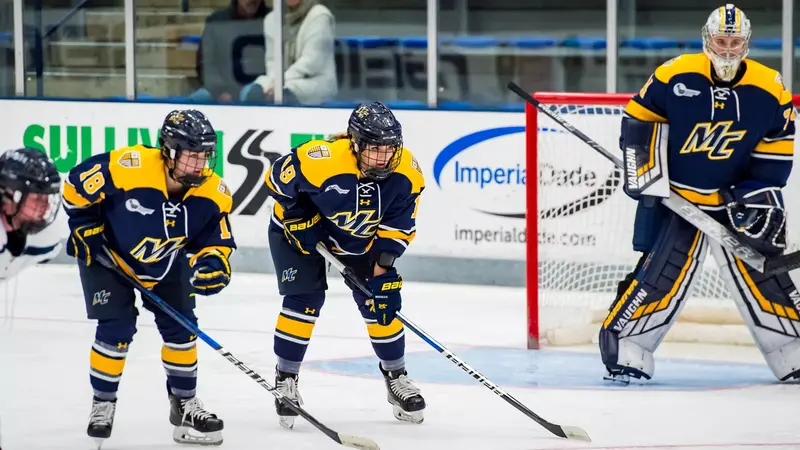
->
<box><xmin>0</xmin><ymin>148</ymin><xmax>61</xmax><ymax>235</ymax></box>
<box><xmin>159</xmin><ymin>109</ymin><xmax>218</xmax><ymax>188</ymax></box>
<box><xmin>347</xmin><ymin>102</ymin><xmax>403</xmax><ymax>180</ymax></box>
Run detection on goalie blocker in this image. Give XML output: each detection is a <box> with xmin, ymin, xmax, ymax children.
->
<box><xmin>601</xmin><ymin>117</ymin><xmax>800</xmax><ymax>383</ymax></box>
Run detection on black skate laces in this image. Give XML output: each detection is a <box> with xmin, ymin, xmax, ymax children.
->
<box><xmin>389</xmin><ymin>374</ymin><xmax>421</xmax><ymax>400</ymax></box>
<box><xmin>90</xmin><ymin>401</ymin><xmax>115</xmax><ymax>425</ymax></box>
<box><xmin>181</xmin><ymin>397</ymin><xmax>214</xmax><ymax>422</ymax></box>
<box><xmin>277</xmin><ymin>376</ymin><xmax>304</xmax><ymax>404</ymax></box>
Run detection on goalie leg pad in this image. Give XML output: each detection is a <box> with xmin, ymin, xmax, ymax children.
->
<box><xmin>711</xmin><ymin>243</ymin><xmax>800</xmax><ymax>380</ymax></box>
<box><xmin>600</xmin><ymin>213</ymin><xmax>708</xmax><ymax>380</ymax></box>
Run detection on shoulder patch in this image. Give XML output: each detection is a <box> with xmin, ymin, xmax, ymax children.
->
<box><xmin>217</xmin><ymin>178</ymin><xmax>231</xmax><ymax>198</ymax></box>
<box><xmin>306</xmin><ymin>144</ymin><xmax>331</xmax><ymax>159</ymax></box>
<box><xmin>411</xmin><ymin>156</ymin><xmax>423</xmax><ymax>175</ymax></box>
<box><xmin>117</xmin><ymin>150</ymin><xmax>142</xmax><ymax>168</ymax></box>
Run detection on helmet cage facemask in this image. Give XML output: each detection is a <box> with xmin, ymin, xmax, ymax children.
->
<box><xmin>1</xmin><ymin>180</ymin><xmax>61</xmax><ymax>235</ymax></box>
<box><xmin>350</xmin><ymin>132</ymin><xmax>403</xmax><ymax>180</ymax></box>
<box><xmin>702</xmin><ymin>6</ymin><xmax>751</xmax><ymax>82</ymax></box>
<box><xmin>160</xmin><ymin>136</ymin><xmax>217</xmax><ymax>188</ymax></box>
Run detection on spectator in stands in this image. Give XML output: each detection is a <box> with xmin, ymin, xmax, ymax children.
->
<box><xmin>190</xmin><ymin>0</ymin><xmax>271</xmax><ymax>103</ymax></box>
<box><xmin>251</xmin><ymin>0</ymin><xmax>337</xmax><ymax>105</ymax></box>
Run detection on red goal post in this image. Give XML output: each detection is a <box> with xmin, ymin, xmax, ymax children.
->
<box><xmin>526</xmin><ymin>92</ymin><xmax>800</xmax><ymax>350</ymax></box>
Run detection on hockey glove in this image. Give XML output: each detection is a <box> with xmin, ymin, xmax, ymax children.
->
<box><xmin>723</xmin><ymin>182</ymin><xmax>786</xmax><ymax>257</ymax></box>
<box><xmin>367</xmin><ymin>268</ymin><xmax>403</xmax><ymax>326</ymax></box>
<box><xmin>190</xmin><ymin>253</ymin><xmax>231</xmax><ymax>296</ymax></box>
<box><xmin>67</xmin><ymin>222</ymin><xmax>107</xmax><ymax>266</ymax></box>
<box><xmin>282</xmin><ymin>209</ymin><xmax>327</xmax><ymax>255</ymax></box>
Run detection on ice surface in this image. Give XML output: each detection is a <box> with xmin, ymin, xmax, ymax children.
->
<box><xmin>2</xmin><ymin>265</ymin><xmax>800</xmax><ymax>450</ymax></box>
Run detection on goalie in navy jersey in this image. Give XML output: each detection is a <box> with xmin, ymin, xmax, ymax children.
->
<box><xmin>601</xmin><ymin>4</ymin><xmax>798</xmax><ymax>383</ymax></box>
<box><xmin>62</xmin><ymin>110</ymin><xmax>236</xmax><ymax>447</ymax></box>
<box><xmin>265</xmin><ymin>101</ymin><xmax>426</xmax><ymax>426</ymax></box>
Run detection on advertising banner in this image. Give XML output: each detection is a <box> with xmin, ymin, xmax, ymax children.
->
<box><xmin>0</xmin><ymin>99</ymin><xmax>635</xmax><ymax>264</ymax></box>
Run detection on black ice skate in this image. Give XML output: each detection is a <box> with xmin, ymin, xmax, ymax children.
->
<box><xmin>380</xmin><ymin>364</ymin><xmax>425</xmax><ymax>424</ymax></box>
<box><xmin>87</xmin><ymin>397</ymin><xmax>116</xmax><ymax>449</ymax></box>
<box><xmin>275</xmin><ymin>368</ymin><xmax>303</xmax><ymax>429</ymax></box>
<box><xmin>169</xmin><ymin>394</ymin><xmax>224</xmax><ymax>445</ymax></box>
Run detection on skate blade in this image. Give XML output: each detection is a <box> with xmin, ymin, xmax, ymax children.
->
<box><xmin>279</xmin><ymin>415</ymin><xmax>296</xmax><ymax>430</ymax></box>
<box><xmin>603</xmin><ymin>371</ymin><xmax>630</xmax><ymax>384</ymax></box>
<box><xmin>392</xmin><ymin>405</ymin><xmax>424</xmax><ymax>424</ymax></box>
<box><xmin>172</xmin><ymin>426</ymin><xmax>223</xmax><ymax>446</ymax></box>
<box><xmin>92</xmin><ymin>437</ymin><xmax>107</xmax><ymax>450</ymax></box>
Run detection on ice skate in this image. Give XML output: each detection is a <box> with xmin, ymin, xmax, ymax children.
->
<box><xmin>87</xmin><ymin>397</ymin><xmax>116</xmax><ymax>449</ymax></box>
<box><xmin>169</xmin><ymin>395</ymin><xmax>224</xmax><ymax>445</ymax></box>
<box><xmin>380</xmin><ymin>364</ymin><xmax>425</xmax><ymax>424</ymax></box>
<box><xmin>275</xmin><ymin>368</ymin><xmax>303</xmax><ymax>429</ymax></box>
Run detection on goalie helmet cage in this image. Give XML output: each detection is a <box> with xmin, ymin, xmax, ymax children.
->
<box><xmin>526</xmin><ymin>92</ymin><xmax>800</xmax><ymax>350</ymax></box>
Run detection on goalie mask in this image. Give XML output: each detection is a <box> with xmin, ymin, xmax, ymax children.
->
<box><xmin>702</xmin><ymin>4</ymin><xmax>751</xmax><ymax>82</ymax></box>
<box><xmin>347</xmin><ymin>102</ymin><xmax>403</xmax><ymax>181</ymax></box>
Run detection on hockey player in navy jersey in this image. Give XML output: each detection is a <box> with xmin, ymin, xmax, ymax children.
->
<box><xmin>601</xmin><ymin>4</ymin><xmax>798</xmax><ymax>383</ymax></box>
<box><xmin>265</xmin><ymin>101</ymin><xmax>426</xmax><ymax>426</ymax></box>
<box><xmin>62</xmin><ymin>110</ymin><xmax>236</xmax><ymax>447</ymax></box>
<box><xmin>0</xmin><ymin>148</ymin><xmax>62</xmax><ymax>279</ymax></box>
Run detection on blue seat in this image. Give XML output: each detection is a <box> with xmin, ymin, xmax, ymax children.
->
<box><xmin>339</xmin><ymin>36</ymin><xmax>398</xmax><ymax>50</ymax></box>
<box><xmin>445</xmin><ymin>36</ymin><xmax>502</xmax><ymax>49</ymax></box>
<box><xmin>0</xmin><ymin>32</ymin><xmax>11</xmax><ymax>44</ymax></box>
<box><xmin>321</xmin><ymin>100</ymin><xmax>364</xmax><ymax>108</ymax></box>
<box><xmin>682</xmin><ymin>38</ymin><xmax>704</xmax><ymax>50</ymax></box>
<box><xmin>622</xmin><ymin>37</ymin><xmax>680</xmax><ymax>50</ymax></box>
<box><xmin>438</xmin><ymin>100</ymin><xmax>474</xmax><ymax>110</ymax></box>
<box><xmin>750</xmin><ymin>37</ymin><xmax>782</xmax><ymax>50</ymax></box>
<box><xmin>562</xmin><ymin>37</ymin><xmax>606</xmax><ymax>50</ymax></box>
<box><xmin>383</xmin><ymin>99</ymin><xmax>427</xmax><ymax>109</ymax></box>
<box><xmin>398</xmin><ymin>36</ymin><xmax>428</xmax><ymax>49</ymax></box>
<box><xmin>180</xmin><ymin>35</ymin><xmax>201</xmax><ymax>45</ymax></box>
<box><xmin>506</xmin><ymin>37</ymin><xmax>558</xmax><ymax>49</ymax></box>
<box><xmin>498</xmin><ymin>103</ymin><xmax>525</xmax><ymax>112</ymax></box>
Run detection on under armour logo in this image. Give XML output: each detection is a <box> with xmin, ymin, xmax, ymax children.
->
<box><xmin>282</xmin><ymin>268</ymin><xmax>297</xmax><ymax>282</ymax></box>
<box><xmin>304</xmin><ymin>307</ymin><xmax>316</xmax><ymax>315</ymax></box>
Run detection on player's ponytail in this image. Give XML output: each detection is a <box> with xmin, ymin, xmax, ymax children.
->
<box><xmin>326</xmin><ymin>132</ymin><xmax>350</xmax><ymax>142</ymax></box>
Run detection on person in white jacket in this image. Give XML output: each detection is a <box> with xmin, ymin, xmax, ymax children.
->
<box><xmin>251</xmin><ymin>0</ymin><xmax>338</xmax><ymax>105</ymax></box>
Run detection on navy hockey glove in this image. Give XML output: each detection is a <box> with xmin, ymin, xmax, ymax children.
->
<box><xmin>67</xmin><ymin>222</ymin><xmax>107</xmax><ymax>266</ymax></box>
<box><xmin>282</xmin><ymin>209</ymin><xmax>327</xmax><ymax>255</ymax></box>
<box><xmin>191</xmin><ymin>253</ymin><xmax>231</xmax><ymax>296</ymax></box>
<box><xmin>722</xmin><ymin>182</ymin><xmax>786</xmax><ymax>257</ymax></box>
<box><xmin>367</xmin><ymin>268</ymin><xmax>403</xmax><ymax>326</ymax></box>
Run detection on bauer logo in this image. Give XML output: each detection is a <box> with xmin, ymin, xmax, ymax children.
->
<box><xmin>433</xmin><ymin>126</ymin><xmax>620</xmax><ymax>219</ymax></box>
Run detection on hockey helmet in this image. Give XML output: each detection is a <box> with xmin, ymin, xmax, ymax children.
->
<box><xmin>702</xmin><ymin>4</ymin><xmax>751</xmax><ymax>82</ymax></box>
<box><xmin>347</xmin><ymin>102</ymin><xmax>403</xmax><ymax>180</ymax></box>
<box><xmin>0</xmin><ymin>148</ymin><xmax>61</xmax><ymax>235</ymax></box>
<box><xmin>159</xmin><ymin>109</ymin><xmax>218</xmax><ymax>188</ymax></box>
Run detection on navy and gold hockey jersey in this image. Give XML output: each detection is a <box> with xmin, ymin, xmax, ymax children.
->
<box><xmin>265</xmin><ymin>138</ymin><xmax>424</xmax><ymax>257</ymax></box>
<box><xmin>62</xmin><ymin>145</ymin><xmax>236</xmax><ymax>287</ymax></box>
<box><xmin>626</xmin><ymin>53</ymin><xmax>795</xmax><ymax>210</ymax></box>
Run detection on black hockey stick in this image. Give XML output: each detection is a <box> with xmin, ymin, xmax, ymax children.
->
<box><xmin>96</xmin><ymin>254</ymin><xmax>380</xmax><ymax>450</ymax></box>
<box><xmin>507</xmin><ymin>81</ymin><xmax>800</xmax><ymax>276</ymax></box>
<box><xmin>316</xmin><ymin>243</ymin><xmax>591</xmax><ymax>442</ymax></box>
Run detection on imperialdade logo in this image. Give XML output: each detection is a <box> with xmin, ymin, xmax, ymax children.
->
<box><xmin>433</xmin><ymin>126</ymin><xmax>621</xmax><ymax>219</ymax></box>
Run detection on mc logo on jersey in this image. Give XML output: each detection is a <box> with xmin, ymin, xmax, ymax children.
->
<box><xmin>679</xmin><ymin>121</ymin><xmax>747</xmax><ymax>160</ymax></box>
<box><xmin>130</xmin><ymin>236</ymin><xmax>187</xmax><ymax>264</ymax></box>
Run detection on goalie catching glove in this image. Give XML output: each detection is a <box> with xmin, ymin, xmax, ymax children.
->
<box><xmin>722</xmin><ymin>181</ymin><xmax>786</xmax><ymax>256</ymax></box>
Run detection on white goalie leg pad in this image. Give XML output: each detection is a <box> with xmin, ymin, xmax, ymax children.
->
<box><xmin>711</xmin><ymin>242</ymin><xmax>800</xmax><ymax>380</ymax></box>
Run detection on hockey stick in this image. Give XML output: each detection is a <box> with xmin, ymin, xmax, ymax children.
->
<box><xmin>95</xmin><ymin>254</ymin><xmax>380</xmax><ymax>450</ymax></box>
<box><xmin>316</xmin><ymin>243</ymin><xmax>591</xmax><ymax>442</ymax></box>
<box><xmin>507</xmin><ymin>81</ymin><xmax>800</xmax><ymax>276</ymax></box>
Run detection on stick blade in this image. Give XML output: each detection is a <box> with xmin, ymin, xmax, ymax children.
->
<box><xmin>338</xmin><ymin>434</ymin><xmax>381</xmax><ymax>450</ymax></box>
<box><xmin>561</xmin><ymin>425</ymin><xmax>591</xmax><ymax>442</ymax></box>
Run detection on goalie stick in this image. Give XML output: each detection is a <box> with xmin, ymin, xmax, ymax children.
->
<box><xmin>95</xmin><ymin>254</ymin><xmax>380</xmax><ymax>450</ymax></box>
<box><xmin>316</xmin><ymin>243</ymin><xmax>591</xmax><ymax>442</ymax></box>
<box><xmin>507</xmin><ymin>81</ymin><xmax>800</xmax><ymax>277</ymax></box>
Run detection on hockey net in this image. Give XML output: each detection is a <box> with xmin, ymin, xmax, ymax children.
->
<box><xmin>527</xmin><ymin>92</ymin><xmax>800</xmax><ymax>349</ymax></box>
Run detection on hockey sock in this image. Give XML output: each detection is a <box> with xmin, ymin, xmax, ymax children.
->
<box><xmin>274</xmin><ymin>294</ymin><xmax>323</xmax><ymax>373</ymax></box>
<box><xmin>90</xmin><ymin>339</ymin><xmax>129</xmax><ymax>401</ymax></box>
<box><xmin>162</xmin><ymin>339</ymin><xmax>198</xmax><ymax>398</ymax></box>
<box><xmin>365</xmin><ymin>318</ymin><xmax>406</xmax><ymax>363</ymax></box>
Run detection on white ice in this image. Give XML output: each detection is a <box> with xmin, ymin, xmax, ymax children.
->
<box><xmin>2</xmin><ymin>264</ymin><xmax>800</xmax><ymax>450</ymax></box>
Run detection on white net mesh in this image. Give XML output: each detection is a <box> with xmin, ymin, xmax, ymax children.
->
<box><xmin>534</xmin><ymin>101</ymin><xmax>750</xmax><ymax>347</ymax></box>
